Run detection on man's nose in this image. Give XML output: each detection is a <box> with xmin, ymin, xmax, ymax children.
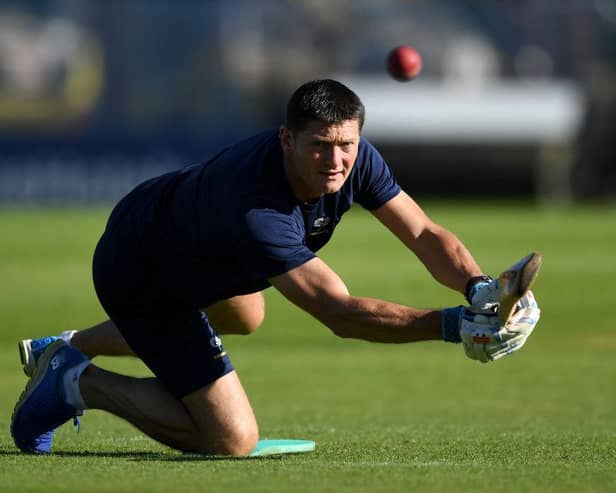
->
<box><xmin>327</xmin><ymin>145</ymin><xmax>344</xmax><ymax>168</ymax></box>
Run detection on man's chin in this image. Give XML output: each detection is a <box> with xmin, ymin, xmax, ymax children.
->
<box><xmin>322</xmin><ymin>182</ymin><xmax>344</xmax><ymax>195</ymax></box>
<box><xmin>302</xmin><ymin>178</ymin><xmax>344</xmax><ymax>200</ymax></box>
<box><xmin>321</xmin><ymin>176</ymin><xmax>345</xmax><ymax>192</ymax></box>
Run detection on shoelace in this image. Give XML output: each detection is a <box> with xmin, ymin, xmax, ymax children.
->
<box><xmin>72</xmin><ymin>410</ymin><xmax>85</xmax><ymax>432</ymax></box>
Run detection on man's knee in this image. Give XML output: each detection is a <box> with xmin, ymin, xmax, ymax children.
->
<box><xmin>199</xmin><ymin>423</ymin><xmax>259</xmax><ymax>456</ymax></box>
<box><xmin>182</xmin><ymin>371</ymin><xmax>259</xmax><ymax>456</ymax></box>
<box><xmin>205</xmin><ymin>293</ymin><xmax>265</xmax><ymax>335</ymax></box>
<box><xmin>231</xmin><ymin>307</ymin><xmax>264</xmax><ymax>335</ymax></box>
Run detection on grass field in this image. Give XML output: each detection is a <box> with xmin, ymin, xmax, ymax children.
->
<box><xmin>1</xmin><ymin>202</ymin><xmax>615</xmax><ymax>492</ymax></box>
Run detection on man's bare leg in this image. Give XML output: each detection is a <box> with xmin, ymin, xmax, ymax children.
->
<box><xmin>80</xmin><ymin>367</ymin><xmax>258</xmax><ymax>455</ymax></box>
<box><xmin>66</xmin><ymin>293</ymin><xmax>265</xmax><ymax>453</ymax></box>
<box><xmin>71</xmin><ymin>320</ymin><xmax>135</xmax><ymax>358</ymax></box>
<box><xmin>18</xmin><ymin>295</ymin><xmax>264</xmax><ymax>454</ymax></box>
<box><xmin>204</xmin><ymin>292</ymin><xmax>265</xmax><ymax>335</ymax></box>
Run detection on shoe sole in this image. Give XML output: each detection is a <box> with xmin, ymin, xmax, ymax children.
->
<box><xmin>18</xmin><ymin>339</ymin><xmax>36</xmax><ymax>377</ymax></box>
<box><xmin>498</xmin><ymin>252</ymin><xmax>542</xmax><ymax>325</ymax></box>
<box><xmin>11</xmin><ymin>340</ymin><xmax>65</xmax><ymax>451</ymax></box>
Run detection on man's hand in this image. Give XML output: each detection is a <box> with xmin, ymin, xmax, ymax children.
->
<box><xmin>452</xmin><ymin>292</ymin><xmax>540</xmax><ymax>363</ymax></box>
<box><xmin>468</xmin><ymin>252</ymin><xmax>542</xmax><ymax>320</ymax></box>
<box><xmin>488</xmin><ymin>291</ymin><xmax>540</xmax><ymax>361</ymax></box>
<box><xmin>467</xmin><ymin>277</ymin><xmax>499</xmax><ymax>314</ymax></box>
<box><xmin>458</xmin><ymin>309</ymin><xmax>503</xmax><ymax>363</ymax></box>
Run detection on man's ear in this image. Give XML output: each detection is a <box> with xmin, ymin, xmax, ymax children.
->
<box><xmin>279</xmin><ymin>126</ymin><xmax>294</xmax><ymax>153</ymax></box>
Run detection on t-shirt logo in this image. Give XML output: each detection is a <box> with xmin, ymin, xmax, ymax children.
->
<box><xmin>310</xmin><ymin>216</ymin><xmax>331</xmax><ymax>235</ymax></box>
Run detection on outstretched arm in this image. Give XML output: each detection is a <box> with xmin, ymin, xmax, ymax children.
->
<box><xmin>269</xmin><ymin>193</ymin><xmax>540</xmax><ymax>361</ymax></box>
<box><xmin>270</xmin><ymin>257</ymin><xmax>442</xmax><ymax>343</ymax></box>
<box><xmin>371</xmin><ymin>191</ymin><xmax>483</xmax><ymax>295</ymax></box>
<box><xmin>269</xmin><ymin>255</ymin><xmax>538</xmax><ymax>364</ymax></box>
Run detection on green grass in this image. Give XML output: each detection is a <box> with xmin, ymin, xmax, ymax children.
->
<box><xmin>1</xmin><ymin>202</ymin><xmax>615</xmax><ymax>492</ymax></box>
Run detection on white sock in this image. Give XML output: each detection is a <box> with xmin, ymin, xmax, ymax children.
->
<box><xmin>62</xmin><ymin>359</ymin><xmax>90</xmax><ymax>411</ymax></box>
<box><xmin>59</xmin><ymin>330</ymin><xmax>78</xmax><ymax>345</ymax></box>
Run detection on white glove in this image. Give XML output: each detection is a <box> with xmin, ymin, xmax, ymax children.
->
<box><xmin>459</xmin><ymin>292</ymin><xmax>540</xmax><ymax>363</ymax></box>
<box><xmin>468</xmin><ymin>278</ymin><xmax>500</xmax><ymax>313</ymax></box>
<box><xmin>458</xmin><ymin>310</ymin><xmax>502</xmax><ymax>363</ymax></box>
<box><xmin>488</xmin><ymin>291</ymin><xmax>540</xmax><ymax>361</ymax></box>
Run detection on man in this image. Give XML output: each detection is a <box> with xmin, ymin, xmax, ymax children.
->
<box><xmin>11</xmin><ymin>79</ymin><xmax>540</xmax><ymax>456</ymax></box>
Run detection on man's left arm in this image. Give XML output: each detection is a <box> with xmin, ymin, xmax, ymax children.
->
<box><xmin>371</xmin><ymin>191</ymin><xmax>483</xmax><ymax>296</ymax></box>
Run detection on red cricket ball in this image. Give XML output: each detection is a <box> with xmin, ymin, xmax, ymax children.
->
<box><xmin>386</xmin><ymin>45</ymin><xmax>422</xmax><ymax>81</ymax></box>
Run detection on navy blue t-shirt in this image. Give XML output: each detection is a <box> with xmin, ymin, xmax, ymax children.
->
<box><xmin>100</xmin><ymin>129</ymin><xmax>400</xmax><ymax>310</ymax></box>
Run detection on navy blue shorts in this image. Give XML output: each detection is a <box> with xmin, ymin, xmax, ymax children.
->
<box><xmin>92</xmin><ymin>189</ymin><xmax>234</xmax><ymax>399</ymax></box>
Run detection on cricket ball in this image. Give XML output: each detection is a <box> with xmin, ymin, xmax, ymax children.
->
<box><xmin>386</xmin><ymin>45</ymin><xmax>422</xmax><ymax>81</ymax></box>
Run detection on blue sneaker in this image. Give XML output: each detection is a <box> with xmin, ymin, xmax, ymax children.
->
<box><xmin>18</xmin><ymin>330</ymin><xmax>77</xmax><ymax>377</ymax></box>
<box><xmin>11</xmin><ymin>340</ymin><xmax>88</xmax><ymax>454</ymax></box>
<box><xmin>19</xmin><ymin>336</ymin><xmax>58</xmax><ymax>377</ymax></box>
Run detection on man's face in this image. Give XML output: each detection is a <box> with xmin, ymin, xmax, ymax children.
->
<box><xmin>280</xmin><ymin>119</ymin><xmax>360</xmax><ymax>202</ymax></box>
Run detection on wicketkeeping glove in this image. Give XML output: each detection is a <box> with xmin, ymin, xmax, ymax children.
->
<box><xmin>442</xmin><ymin>292</ymin><xmax>540</xmax><ymax>363</ymax></box>
<box><xmin>466</xmin><ymin>276</ymin><xmax>499</xmax><ymax>314</ymax></box>
<box><xmin>487</xmin><ymin>291</ymin><xmax>540</xmax><ymax>361</ymax></box>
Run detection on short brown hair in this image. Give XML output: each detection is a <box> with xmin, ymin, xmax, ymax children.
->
<box><xmin>285</xmin><ymin>79</ymin><xmax>365</xmax><ymax>132</ymax></box>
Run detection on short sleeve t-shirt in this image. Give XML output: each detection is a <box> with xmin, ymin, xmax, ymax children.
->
<box><xmin>103</xmin><ymin>129</ymin><xmax>400</xmax><ymax>309</ymax></box>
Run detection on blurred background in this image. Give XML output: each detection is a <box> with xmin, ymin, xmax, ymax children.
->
<box><xmin>0</xmin><ymin>0</ymin><xmax>615</xmax><ymax>203</ymax></box>
<box><xmin>2</xmin><ymin>3</ymin><xmax>616</xmax><ymax>487</ymax></box>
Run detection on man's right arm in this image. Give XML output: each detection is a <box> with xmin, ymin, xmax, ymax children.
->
<box><xmin>269</xmin><ymin>256</ymin><xmax>540</xmax><ymax>363</ymax></box>
<box><xmin>269</xmin><ymin>257</ymin><xmax>442</xmax><ymax>343</ymax></box>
